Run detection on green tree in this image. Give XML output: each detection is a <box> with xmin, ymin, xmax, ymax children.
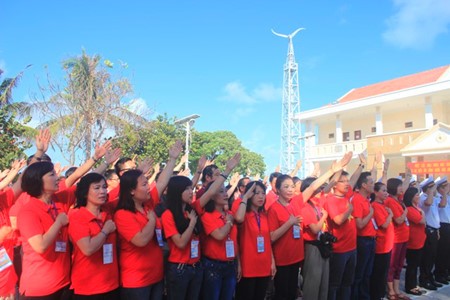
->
<box><xmin>33</xmin><ymin>50</ymin><xmax>149</xmax><ymax>164</ymax></box>
<box><xmin>0</xmin><ymin>68</ymin><xmax>33</xmax><ymax>169</ymax></box>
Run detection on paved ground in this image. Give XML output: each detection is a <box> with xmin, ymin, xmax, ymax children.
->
<box><xmin>399</xmin><ymin>270</ymin><xmax>450</xmax><ymax>300</ymax></box>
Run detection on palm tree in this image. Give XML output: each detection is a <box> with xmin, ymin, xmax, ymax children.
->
<box><xmin>34</xmin><ymin>50</ymin><xmax>151</xmax><ymax>164</ymax></box>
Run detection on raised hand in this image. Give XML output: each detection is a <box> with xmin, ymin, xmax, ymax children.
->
<box><xmin>242</xmin><ymin>182</ymin><xmax>256</xmax><ymax>201</ymax></box>
<box><xmin>138</xmin><ymin>158</ymin><xmax>155</xmax><ymax>176</ymax></box>
<box><xmin>35</xmin><ymin>128</ymin><xmax>51</xmax><ymax>153</ymax></box>
<box><xmin>225</xmin><ymin>153</ymin><xmax>241</xmax><ymax>174</ymax></box>
<box><xmin>105</xmin><ymin>148</ymin><xmax>122</xmax><ymax>165</ymax></box>
<box><xmin>93</xmin><ymin>140</ymin><xmax>112</xmax><ymax>161</ymax></box>
<box><xmin>169</xmin><ymin>140</ymin><xmax>183</xmax><ymax>159</ymax></box>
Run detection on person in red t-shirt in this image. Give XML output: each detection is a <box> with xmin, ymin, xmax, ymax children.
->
<box><xmin>68</xmin><ymin>173</ymin><xmax>119</xmax><ymax>299</ymax></box>
<box><xmin>268</xmin><ymin>174</ymin><xmax>303</xmax><ymax>300</ymax></box>
<box><xmin>324</xmin><ymin>171</ymin><xmax>357</xmax><ymax>300</ymax></box>
<box><xmin>233</xmin><ymin>181</ymin><xmax>275</xmax><ymax>300</ymax></box>
<box><xmin>18</xmin><ymin>162</ymin><xmax>73</xmax><ymax>299</ymax></box>
<box><xmin>385</xmin><ymin>177</ymin><xmax>410</xmax><ymax>300</ymax></box>
<box><xmin>404</xmin><ymin>187</ymin><xmax>426</xmax><ymax>296</ymax></box>
<box><xmin>265</xmin><ymin>172</ymin><xmax>281</xmax><ymax>210</ymax></box>
<box><xmin>370</xmin><ymin>182</ymin><xmax>394</xmax><ymax>300</ymax></box>
<box><xmin>200</xmin><ymin>153</ymin><xmax>241</xmax><ymax>300</ymax></box>
<box><xmin>114</xmin><ymin>169</ymin><xmax>164</xmax><ymax>299</ymax></box>
<box><xmin>161</xmin><ymin>176</ymin><xmax>203</xmax><ymax>300</ymax></box>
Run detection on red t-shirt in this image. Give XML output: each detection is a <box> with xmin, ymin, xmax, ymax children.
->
<box><xmin>114</xmin><ymin>209</ymin><xmax>163</xmax><ymax>288</ymax></box>
<box><xmin>265</xmin><ymin>190</ymin><xmax>278</xmax><ymax>210</ymax></box>
<box><xmin>384</xmin><ymin>197</ymin><xmax>409</xmax><ymax>243</ymax></box>
<box><xmin>201</xmin><ymin>210</ymin><xmax>238</xmax><ymax>261</ymax></box>
<box><xmin>324</xmin><ymin>194</ymin><xmax>357</xmax><ymax>253</ymax></box>
<box><xmin>0</xmin><ymin>188</ymin><xmax>17</xmax><ymax>296</ymax></box>
<box><xmin>68</xmin><ymin>207</ymin><xmax>119</xmax><ymax>295</ymax></box>
<box><xmin>301</xmin><ymin>198</ymin><xmax>325</xmax><ymax>242</ymax></box>
<box><xmin>161</xmin><ymin>210</ymin><xmax>201</xmax><ymax>264</ymax></box>
<box><xmin>268</xmin><ymin>200</ymin><xmax>304</xmax><ymax>266</ymax></box>
<box><xmin>352</xmin><ymin>192</ymin><xmax>377</xmax><ymax>237</ymax></box>
<box><xmin>17</xmin><ymin>188</ymin><xmax>75</xmax><ymax>296</ymax></box>
<box><xmin>372</xmin><ymin>201</ymin><xmax>394</xmax><ymax>254</ymax></box>
<box><xmin>238</xmin><ymin>210</ymin><xmax>272</xmax><ymax>277</ymax></box>
<box><xmin>406</xmin><ymin>206</ymin><xmax>426</xmax><ymax>250</ymax></box>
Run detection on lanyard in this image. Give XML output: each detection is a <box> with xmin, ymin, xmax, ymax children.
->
<box><xmin>254</xmin><ymin>211</ymin><xmax>261</xmax><ymax>234</ymax></box>
<box><xmin>47</xmin><ymin>201</ymin><xmax>59</xmax><ymax>221</ymax></box>
<box><xmin>307</xmin><ymin>200</ymin><xmax>321</xmax><ymax>221</ymax></box>
<box><xmin>220</xmin><ymin>213</ymin><xmax>232</xmax><ymax>239</ymax></box>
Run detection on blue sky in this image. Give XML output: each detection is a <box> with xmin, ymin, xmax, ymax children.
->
<box><xmin>2</xmin><ymin>0</ymin><xmax>450</xmax><ymax>174</ymax></box>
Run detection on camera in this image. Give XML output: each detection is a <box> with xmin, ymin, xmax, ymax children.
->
<box><xmin>319</xmin><ymin>231</ymin><xmax>337</xmax><ymax>244</ymax></box>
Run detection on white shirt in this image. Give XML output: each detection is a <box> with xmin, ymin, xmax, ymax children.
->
<box><xmin>420</xmin><ymin>193</ymin><xmax>441</xmax><ymax>229</ymax></box>
<box><xmin>438</xmin><ymin>193</ymin><xmax>450</xmax><ymax>224</ymax></box>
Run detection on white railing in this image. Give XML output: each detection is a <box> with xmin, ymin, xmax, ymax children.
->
<box><xmin>308</xmin><ymin>139</ymin><xmax>367</xmax><ymax>160</ymax></box>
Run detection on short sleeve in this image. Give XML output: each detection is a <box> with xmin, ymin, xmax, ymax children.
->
<box><xmin>114</xmin><ymin>210</ymin><xmax>142</xmax><ymax>242</ymax></box>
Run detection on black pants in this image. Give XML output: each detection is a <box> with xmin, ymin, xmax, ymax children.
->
<box><xmin>274</xmin><ymin>262</ymin><xmax>301</xmax><ymax>300</ymax></box>
<box><xmin>235</xmin><ymin>276</ymin><xmax>270</xmax><ymax>300</ymax></box>
<box><xmin>405</xmin><ymin>248</ymin><xmax>423</xmax><ymax>291</ymax></box>
<box><xmin>370</xmin><ymin>252</ymin><xmax>391</xmax><ymax>300</ymax></box>
<box><xmin>435</xmin><ymin>223</ymin><xmax>450</xmax><ymax>279</ymax></box>
<box><xmin>419</xmin><ymin>227</ymin><xmax>438</xmax><ymax>284</ymax></box>
<box><xmin>73</xmin><ymin>289</ymin><xmax>120</xmax><ymax>300</ymax></box>
<box><xmin>20</xmin><ymin>285</ymin><xmax>72</xmax><ymax>300</ymax></box>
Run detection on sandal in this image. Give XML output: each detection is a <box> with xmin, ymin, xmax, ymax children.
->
<box><xmin>397</xmin><ymin>293</ymin><xmax>411</xmax><ymax>300</ymax></box>
<box><xmin>387</xmin><ymin>293</ymin><xmax>398</xmax><ymax>300</ymax></box>
<box><xmin>405</xmin><ymin>288</ymin><xmax>422</xmax><ymax>296</ymax></box>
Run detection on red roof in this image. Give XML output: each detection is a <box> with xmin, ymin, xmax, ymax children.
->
<box><xmin>338</xmin><ymin>65</ymin><xmax>449</xmax><ymax>103</ymax></box>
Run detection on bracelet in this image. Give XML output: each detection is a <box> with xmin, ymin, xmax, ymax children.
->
<box><xmin>220</xmin><ymin>173</ymin><xmax>228</xmax><ymax>180</ymax></box>
<box><xmin>92</xmin><ymin>156</ymin><xmax>100</xmax><ymax>163</ymax></box>
<box><xmin>100</xmin><ymin>230</ymin><xmax>108</xmax><ymax>237</ymax></box>
<box><xmin>240</xmin><ymin>202</ymin><xmax>247</xmax><ymax>206</ymax></box>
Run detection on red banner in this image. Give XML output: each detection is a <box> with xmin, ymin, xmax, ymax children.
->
<box><xmin>407</xmin><ymin>160</ymin><xmax>450</xmax><ymax>174</ymax></box>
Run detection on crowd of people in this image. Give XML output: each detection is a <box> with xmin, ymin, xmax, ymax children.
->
<box><xmin>0</xmin><ymin>129</ymin><xmax>448</xmax><ymax>300</ymax></box>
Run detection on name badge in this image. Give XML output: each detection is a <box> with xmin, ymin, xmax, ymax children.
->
<box><xmin>371</xmin><ymin>218</ymin><xmax>378</xmax><ymax>230</ymax></box>
<box><xmin>257</xmin><ymin>235</ymin><xmax>265</xmax><ymax>253</ymax></box>
<box><xmin>55</xmin><ymin>241</ymin><xmax>67</xmax><ymax>252</ymax></box>
<box><xmin>103</xmin><ymin>243</ymin><xmax>113</xmax><ymax>264</ymax></box>
<box><xmin>293</xmin><ymin>225</ymin><xmax>301</xmax><ymax>239</ymax></box>
<box><xmin>404</xmin><ymin>217</ymin><xmax>410</xmax><ymax>226</ymax></box>
<box><xmin>155</xmin><ymin>229</ymin><xmax>164</xmax><ymax>247</ymax></box>
<box><xmin>0</xmin><ymin>247</ymin><xmax>12</xmax><ymax>272</ymax></box>
<box><xmin>225</xmin><ymin>239</ymin><xmax>235</xmax><ymax>258</ymax></box>
<box><xmin>190</xmin><ymin>240</ymin><xmax>199</xmax><ymax>258</ymax></box>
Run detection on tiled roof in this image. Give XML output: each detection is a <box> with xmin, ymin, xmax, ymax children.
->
<box><xmin>337</xmin><ymin>65</ymin><xmax>449</xmax><ymax>103</ymax></box>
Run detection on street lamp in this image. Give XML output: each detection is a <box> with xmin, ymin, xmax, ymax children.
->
<box><xmin>174</xmin><ymin>114</ymin><xmax>200</xmax><ymax>171</ymax></box>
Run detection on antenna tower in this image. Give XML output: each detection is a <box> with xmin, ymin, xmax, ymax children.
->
<box><xmin>272</xmin><ymin>28</ymin><xmax>304</xmax><ymax>174</ymax></box>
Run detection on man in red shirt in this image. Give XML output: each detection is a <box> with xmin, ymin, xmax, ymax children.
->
<box><xmin>195</xmin><ymin>164</ymin><xmax>220</xmax><ymax>199</ymax></box>
<box><xmin>324</xmin><ymin>171</ymin><xmax>357</xmax><ymax>300</ymax></box>
<box><xmin>265</xmin><ymin>172</ymin><xmax>281</xmax><ymax>210</ymax></box>
<box><xmin>351</xmin><ymin>172</ymin><xmax>376</xmax><ymax>300</ymax></box>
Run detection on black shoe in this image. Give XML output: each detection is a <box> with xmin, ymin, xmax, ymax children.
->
<box><xmin>431</xmin><ymin>280</ymin><xmax>443</xmax><ymax>288</ymax></box>
<box><xmin>435</xmin><ymin>277</ymin><xmax>449</xmax><ymax>285</ymax></box>
<box><xmin>405</xmin><ymin>288</ymin><xmax>423</xmax><ymax>296</ymax></box>
<box><xmin>419</xmin><ymin>282</ymin><xmax>437</xmax><ymax>290</ymax></box>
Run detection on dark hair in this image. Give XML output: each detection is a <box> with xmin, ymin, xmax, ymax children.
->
<box><xmin>244</xmin><ymin>181</ymin><xmax>266</xmax><ymax>212</ymax></box>
<box><xmin>114</xmin><ymin>157</ymin><xmax>133</xmax><ymax>176</ymax></box>
<box><xmin>269</xmin><ymin>172</ymin><xmax>282</xmax><ymax>184</ymax></box>
<box><xmin>293</xmin><ymin>176</ymin><xmax>301</xmax><ymax>185</ymax></box>
<box><xmin>75</xmin><ymin>173</ymin><xmax>106</xmax><ymax>208</ymax></box>
<box><xmin>238</xmin><ymin>177</ymin><xmax>250</xmax><ymax>189</ymax></box>
<box><xmin>26</xmin><ymin>153</ymin><xmax>52</xmax><ymax>165</ymax></box>
<box><xmin>65</xmin><ymin>166</ymin><xmax>78</xmax><ymax>178</ymax></box>
<box><xmin>275</xmin><ymin>174</ymin><xmax>293</xmax><ymax>193</ymax></box>
<box><xmin>116</xmin><ymin>169</ymin><xmax>143</xmax><ymax>213</ymax></box>
<box><xmin>387</xmin><ymin>178</ymin><xmax>403</xmax><ymax>196</ymax></box>
<box><xmin>204</xmin><ymin>181</ymin><xmax>221</xmax><ymax>213</ymax></box>
<box><xmin>104</xmin><ymin>169</ymin><xmax>117</xmax><ymax>180</ymax></box>
<box><xmin>370</xmin><ymin>182</ymin><xmax>386</xmax><ymax>202</ymax></box>
<box><xmin>21</xmin><ymin>161</ymin><xmax>54</xmax><ymax>197</ymax></box>
<box><xmin>356</xmin><ymin>172</ymin><xmax>372</xmax><ymax>189</ymax></box>
<box><xmin>403</xmin><ymin>187</ymin><xmax>419</xmax><ymax>207</ymax></box>
<box><xmin>201</xmin><ymin>165</ymin><xmax>218</xmax><ymax>183</ymax></box>
<box><xmin>300</xmin><ymin>177</ymin><xmax>316</xmax><ymax>193</ymax></box>
<box><xmin>166</xmin><ymin>176</ymin><xmax>202</xmax><ymax>234</ymax></box>
<box><xmin>422</xmin><ymin>182</ymin><xmax>434</xmax><ymax>193</ymax></box>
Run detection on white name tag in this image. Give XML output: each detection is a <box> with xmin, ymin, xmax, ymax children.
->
<box><xmin>371</xmin><ymin>218</ymin><xmax>378</xmax><ymax>230</ymax></box>
<box><xmin>155</xmin><ymin>229</ymin><xmax>164</xmax><ymax>247</ymax></box>
<box><xmin>55</xmin><ymin>241</ymin><xmax>67</xmax><ymax>252</ymax></box>
<box><xmin>103</xmin><ymin>243</ymin><xmax>113</xmax><ymax>264</ymax></box>
<box><xmin>293</xmin><ymin>225</ymin><xmax>301</xmax><ymax>239</ymax></box>
<box><xmin>0</xmin><ymin>247</ymin><xmax>12</xmax><ymax>272</ymax></box>
<box><xmin>190</xmin><ymin>239</ymin><xmax>199</xmax><ymax>258</ymax></box>
<box><xmin>257</xmin><ymin>236</ymin><xmax>265</xmax><ymax>253</ymax></box>
<box><xmin>405</xmin><ymin>217</ymin><xmax>410</xmax><ymax>226</ymax></box>
<box><xmin>225</xmin><ymin>239</ymin><xmax>235</xmax><ymax>258</ymax></box>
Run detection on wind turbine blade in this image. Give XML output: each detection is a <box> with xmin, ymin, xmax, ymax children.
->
<box><xmin>290</xmin><ymin>28</ymin><xmax>305</xmax><ymax>38</ymax></box>
<box><xmin>271</xmin><ymin>29</ymin><xmax>288</xmax><ymax>38</ymax></box>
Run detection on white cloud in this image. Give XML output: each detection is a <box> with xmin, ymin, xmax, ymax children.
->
<box><xmin>383</xmin><ymin>0</ymin><xmax>450</xmax><ymax>50</ymax></box>
<box><xmin>128</xmin><ymin>97</ymin><xmax>150</xmax><ymax>115</ymax></box>
<box><xmin>219</xmin><ymin>81</ymin><xmax>281</xmax><ymax>104</ymax></box>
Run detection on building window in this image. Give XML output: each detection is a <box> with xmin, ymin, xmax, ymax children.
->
<box><xmin>343</xmin><ymin>132</ymin><xmax>350</xmax><ymax>142</ymax></box>
<box><xmin>371</xmin><ymin>127</ymin><xmax>376</xmax><ymax>133</ymax></box>
<box><xmin>354</xmin><ymin>130</ymin><xmax>361</xmax><ymax>140</ymax></box>
<box><xmin>328</xmin><ymin>133</ymin><xmax>334</xmax><ymax>139</ymax></box>
<box><xmin>434</xmin><ymin>118</ymin><xmax>438</xmax><ymax>125</ymax></box>
<box><xmin>405</xmin><ymin>121</ymin><xmax>413</xmax><ymax>128</ymax></box>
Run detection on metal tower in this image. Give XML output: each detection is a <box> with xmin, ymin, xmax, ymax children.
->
<box><xmin>272</xmin><ymin>28</ymin><xmax>304</xmax><ymax>174</ymax></box>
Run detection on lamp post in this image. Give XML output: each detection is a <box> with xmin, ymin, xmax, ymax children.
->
<box><xmin>174</xmin><ymin>114</ymin><xmax>200</xmax><ymax>171</ymax></box>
